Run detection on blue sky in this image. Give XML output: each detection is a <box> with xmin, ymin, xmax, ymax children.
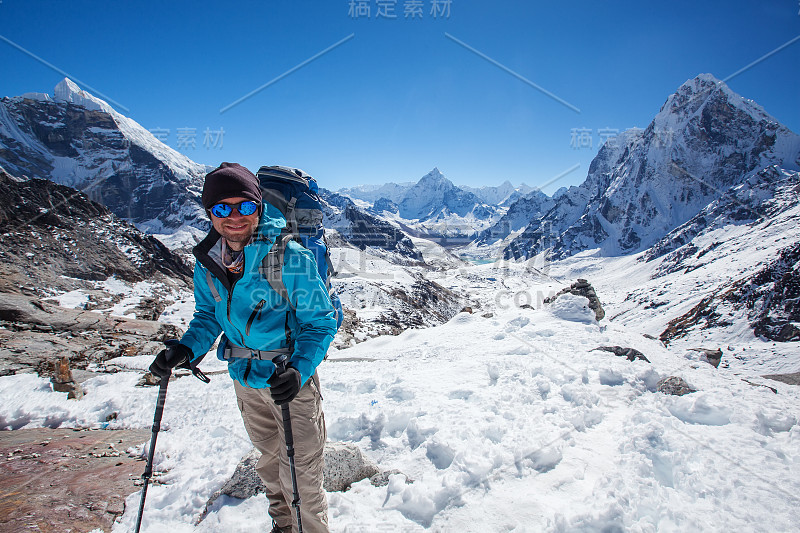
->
<box><xmin>1</xmin><ymin>1</ymin><xmax>799</xmax><ymax>192</ymax></box>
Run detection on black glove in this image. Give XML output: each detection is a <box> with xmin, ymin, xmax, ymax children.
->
<box><xmin>149</xmin><ymin>343</ymin><xmax>193</xmax><ymax>380</ymax></box>
<box><xmin>268</xmin><ymin>365</ymin><xmax>302</xmax><ymax>405</ymax></box>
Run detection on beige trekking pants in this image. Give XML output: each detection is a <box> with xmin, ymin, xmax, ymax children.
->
<box><xmin>234</xmin><ymin>373</ymin><xmax>328</xmax><ymax>533</ymax></box>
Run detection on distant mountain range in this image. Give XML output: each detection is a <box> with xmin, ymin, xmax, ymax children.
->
<box><xmin>340</xmin><ymin>168</ymin><xmax>535</xmax><ymax>239</ymax></box>
<box><xmin>461</xmin><ymin>181</ymin><xmax>536</xmax><ymax>206</ymax></box>
<box><xmin>1</xmin><ymin>74</ymin><xmax>798</xmax><ymax>265</ymax></box>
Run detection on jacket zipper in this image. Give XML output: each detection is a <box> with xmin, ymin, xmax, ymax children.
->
<box><xmin>226</xmin><ymin>251</ymin><xmax>247</xmax><ymax>346</ymax></box>
<box><xmin>245</xmin><ymin>300</ymin><xmax>266</xmax><ymax>336</ymax></box>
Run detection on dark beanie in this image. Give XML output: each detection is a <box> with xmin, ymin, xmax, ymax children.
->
<box><xmin>202</xmin><ymin>162</ymin><xmax>262</xmax><ymax>209</ymax></box>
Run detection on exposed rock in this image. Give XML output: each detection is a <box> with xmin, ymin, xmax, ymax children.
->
<box><xmin>50</xmin><ymin>355</ymin><xmax>83</xmax><ymax>399</ymax></box>
<box><xmin>370</xmin><ymin>197</ymin><xmax>399</xmax><ymax>214</ymax></box>
<box><xmin>215</xmin><ymin>448</ymin><xmax>264</xmax><ymax>500</ymax></box>
<box><xmin>137</xmin><ymin>372</ymin><xmax>161</xmax><ymax>387</ymax></box>
<box><xmin>201</xmin><ymin>442</ymin><xmax>404</xmax><ymax>520</ymax></box>
<box><xmin>369</xmin><ymin>469</ymin><xmax>413</xmax><ymax>487</ymax></box>
<box><xmin>323</xmin><ymin>442</ymin><xmax>381</xmax><ymax>492</ymax></box>
<box><xmin>375</xmin><ymin>275</ymin><xmax>463</xmax><ymax>333</ymax></box>
<box><xmin>460</xmin><ymin>306</ymin><xmax>474</xmax><ymax>314</ymax></box>
<box><xmin>657</xmin><ymin>376</ymin><xmax>696</xmax><ymax>396</ymax></box>
<box><xmin>0</xmin><ymin>293</ymin><xmax>181</xmax><ymax>377</ymax></box>
<box><xmin>544</xmin><ymin>279</ymin><xmax>605</xmax><ymax>321</ymax></box>
<box><xmin>660</xmin><ymin>239</ymin><xmax>800</xmax><ymax>345</ymax></box>
<box><xmin>762</xmin><ymin>372</ymin><xmax>800</xmax><ymax>386</ymax></box>
<box><xmin>593</xmin><ymin>346</ymin><xmax>650</xmax><ymax>363</ymax></box>
<box><xmin>125</xmin><ymin>297</ymin><xmax>167</xmax><ymax>321</ymax></box>
<box><xmin>730</xmin><ymin>240</ymin><xmax>800</xmax><ymax>342</ymax></box>
<box><xmin>501</xmin><ymin>75</ymin><xmax>800</xmax><ymax>261</ymax></box>
<box><xmin>0</xmin><ymin>81</ymin><xmax>208</xmax><ymax>232</ymax></box>
<box><xmin>320</xmin><ymin>189</ymin><xmax>423</xmax><ymax>261</ymax></box>
<box><xmin>331</xmin><ymin>308</ymin><xmax>362</xmax><ymax>350</ymax></box>
<box><xmin>660</xmin><ymin>296</ymin><xmax>720</xmax><ymax>345</ymax></box>
<box><xmin>51</xmin><ymin>355</ymin><xmax>74</xmax><ymax>384</ymax></box>
<box><xmin>0</xmin><ymin>428</ymin><xmax>149</xmax><ymax>532</ymax></box>
<box><xmin>742</xmin><ymin>379</ymin><xmax>778</xmax><ymax>394</ymax></box>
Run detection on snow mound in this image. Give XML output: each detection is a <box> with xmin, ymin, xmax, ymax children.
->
<box><xmin>549</xmin><ymin>294</ymin><xmax>597</xmax><ymax>324</ymax></box>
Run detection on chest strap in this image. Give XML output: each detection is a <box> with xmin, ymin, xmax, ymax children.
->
<box><xmin>222</xmin><ymin>344</ymin><xmax>292</xmax><ymax>361</ymax></box>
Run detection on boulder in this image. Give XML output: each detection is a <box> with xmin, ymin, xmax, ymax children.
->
<box><xmin>200</xmin><ymin>441</ymin><xmax>404</xmax><ymax>520</ymax></box>
<box><xmin>50</xmin><ymin>356</ymin><xmax>83</xmax><ymax>400</ymax></box>
<box><xmin>323</xmin><ymin>441</ymin><xmax>381</xmax><ymax>492</ymax></box>
<box><xmin>544</xmin><ymin>279</ymin><xmax>605</xmax><ymax>321</ymax></box>
<box><xmin>216</xmin><ymin>448</ymin><xmax>264</xmax><ymax>500</ymax></box>
<box><xmin>657</xmin><ymin>376</ymin><xmax>696</xmax><ymax>396</ymax></box>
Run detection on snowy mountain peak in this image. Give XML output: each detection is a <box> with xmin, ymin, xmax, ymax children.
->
<box><xmin>497</xmin><ymin>73</ymin><xmax>800</xmax><ymax>260</ymax></box>
<box><xmin>0</xmin><ymin>81</ymin><xmax>209</xmax><ymax>233</ymax></box>
<box><xmin>53</xmin><ymin>78</ymin><xmax>113</xmax><ymax>114</ymax></box>
<box><xmin>398</xmin><ymin>168</ymin><xmax>497</xmax><ymax>227</ymax></box>
<box><xmin>658</xmin><ymin>74</ymin><xmax>775</xmax><ymax>128</ymax></box>
<box><xmin>420</xmin><ymin>167</ymin><xmax>446</xmax><ymax>183</ymax></box>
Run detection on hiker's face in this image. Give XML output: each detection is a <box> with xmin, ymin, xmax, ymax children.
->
<box><xmin>209</xmin><ymin>196</ymin><xmax>260</xmax><ymax>251</ymax></box>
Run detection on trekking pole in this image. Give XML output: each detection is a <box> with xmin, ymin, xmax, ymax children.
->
<box><xmin>272</xmin><ymin>354</ymin><xmax>303</xmax><ymax>533</ymax></box>
<box><xmin>134</xmin><ymin>369</ymin><xmax>170</xmax><ymax>533</ymax></box>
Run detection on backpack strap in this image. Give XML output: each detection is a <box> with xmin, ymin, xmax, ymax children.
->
<box><xmin>322</xmin><ymin>230</ymin><xmax>337</xmax><ymax>290</ymax></box>
<box><xmin>285</xmin><ymin>197</ymin><xmax>299</xmax><ymax>237</ymax></box>
<box><xmin>260</xmin><ymin>234</ymin><xmax>296</xmax><ymax>310</ymax></box>
<box><xmin>205</xmin><ymin>269</ymin><xmax>223</xmax><ymax>303</ymax></box>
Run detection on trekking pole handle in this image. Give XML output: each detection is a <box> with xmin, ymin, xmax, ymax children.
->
<box><xmin>273</xmin><ymin>353</ymin><xmax>289</xmax><ymax>374</ymax></box>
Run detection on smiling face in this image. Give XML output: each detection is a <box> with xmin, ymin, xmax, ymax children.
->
<box><xmin>209</xmin><ymin>196</ymin><xmax>260</xmax><ymax>251</ymax></box>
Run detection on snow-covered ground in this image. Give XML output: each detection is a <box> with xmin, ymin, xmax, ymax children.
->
<box><xmin>1</xmin><ymin>251</ymin><xmax>798</xmax><ymax>532</ymax></box>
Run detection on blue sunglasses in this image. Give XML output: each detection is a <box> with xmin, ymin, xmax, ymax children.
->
<box><xmin>210</xmin><ymin>200</ymin><xmax>260</xmax><ymax>218</ymax></box>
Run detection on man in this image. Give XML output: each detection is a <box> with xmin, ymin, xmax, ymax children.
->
<box><xmin>150</xmin><ymin>162</ymin><xmax>337</xmax><ymax>533</ymax></box>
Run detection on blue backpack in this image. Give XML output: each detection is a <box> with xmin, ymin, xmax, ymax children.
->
<box><xmin>256</xmin><ymin>165</ymin><xmax>344</xmax><ymax>330</ymax></box>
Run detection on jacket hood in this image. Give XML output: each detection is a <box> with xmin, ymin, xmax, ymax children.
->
<box><xmin>255</xmin><ymin>201</ymin><xmax>288</xmax><ymax>240</ymax></box>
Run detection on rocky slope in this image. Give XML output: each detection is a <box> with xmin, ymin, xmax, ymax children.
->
<box><xmin>0</xmin><ymin>292</ymin><xmax>181</xmax><ymax>377</ymax></box>
<box><xmin>0</xmin><ymin>165</ymin><xmax>194</xmax><ymax>378</ymax></box>
<box><xmin>0</xmin><ymin>166</ymin><xmax>193</xmax><ymax>297</ymax></box>
<box><xmin>644</xmin><ymin>165</ymin><xmax>799</xmax><ymax>260</ymax></box>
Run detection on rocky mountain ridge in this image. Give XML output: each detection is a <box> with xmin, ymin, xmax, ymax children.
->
<box><xmin>493</xmin><ymin>74</ymin><xmax>800</xmax><ymax>260</ymax></box>
<box><xmin>0</xmin><ymin>79</ymin><xmax>209</xmax><ymax>233</ymax></box>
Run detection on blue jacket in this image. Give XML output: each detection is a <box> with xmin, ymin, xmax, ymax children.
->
<box><xmin>180</xmin><ymin>202</ymin><xmax>337</xmax><ymax>388</ymax></box>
